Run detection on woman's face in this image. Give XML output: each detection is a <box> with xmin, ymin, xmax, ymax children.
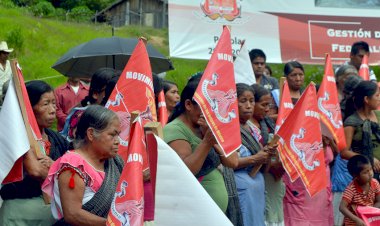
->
<box><xmin>253</xmin><ymin>94</ymin><xmax>271</xmax><ymax>121</ymax></box>
<box><xmin>238</xmin><ymin>91</ymin><xmax>255</xmax><ymax>124</ymax></box>
<box><xmin>92</xmin><ymin>118</ymin><xmax>121</xmax><ymax>158</ymax></box>
<box><xmin>33</xmin><ymin>91</ymin><xmax>56</xmax><ymax>129</ymax></box>
<box><xmin>366</xmin><ymin>87</ymin><xmax>380</xmax><ymax>110</ymax></box>
<box><xmin>185</xmin><ymin>100</ymin><xmax>202</xmax><ymax>126</ymax></box>
<box><xmin>165</xmin><ymin>85</ymin><xmax>180</xmax><ymax>111</ymax></box>
<box><xmin>287</xmin><ymin>68</ymin><xmax>304</xmax><ymax>91</ymax></box>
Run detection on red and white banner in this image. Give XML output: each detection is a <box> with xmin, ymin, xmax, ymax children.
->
<box><xmin>157</xmin><ymin>90</ymin><xmax>168</xmax><ymax>127</ymax></box>
<box><xmin>317</xmin><ymin>54</ymin><xmax>346</xmax><ymax>151</ymax></box>
<box><xmin>106</xmin><ymin>39</ymin><xmax>156</xmax><ymax>161</ymax></box>
<box><xmin>107</xmin><ymin>117</ymin><xmax>145</xmax><ymax>226</ymax></box>
<box><xmin>357</xmin><ymin>206</ymin><xmax>380</xmax><ymax>226</ymax></box>
<box><xmin>169</xmin><ymin>0</ymin><xmax>380</xmax><ymax>65</ymax></box>
<box><xmin>193</xmin><ymin>26</ymin><xmax>241</xmax><ymax>156</ymax></box>
<box><xmin>275</xmin><ymin>81</ymin><xmax>298</xmax><ymax>181</ymax></box>
<box><xmin>277</xmin><ymin>83</ymin><xmax>327</xmax><ymax>196</ymax></box>
<box><xmin>359</xmin><ymin>54</ymin><xmax>370</xmax><ymax>81</ymax></box>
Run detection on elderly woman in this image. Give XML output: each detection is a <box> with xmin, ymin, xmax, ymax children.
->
<box><xmin>284</xmin><ymin>61</ymin><xmax>305</xmax><ymax>105</ymax></box>
<box><xmin>164</xmin><ymin>74</ymin><xmax>238</xmax><ymax>213</ymax></box>
<box><xmin>335</xmin><ymin>65</ymin><xmax>358</xmax><ymax>102</ymax></box>
<box><xmin>0</xmin><ymin>80</ymin><xmax>70</xmax><ymax>225</ymax></box>
<box><xmin>42</xmin><ymin>105</ymin><xmax>123</xmax><ymax>225</ymax></box>
<box><xmin>234</xmin><ymin>83</ymin><xmax>276</xmax><ymax>226</ymax></box>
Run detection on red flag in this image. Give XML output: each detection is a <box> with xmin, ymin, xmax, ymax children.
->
<box><xmin>357</xmin><ymin>206</ymin><xmax>380</xmax><ymax>226</ymax></box>
<box><xmin>3</xmin><ymin>62</ymin><xmax>45</xmax><ymax>184</ymax></box>
<box><xmin>317</xmin><ymin>54</ymin><xmax>346</xmax><ymax>151</ymax></box>
<box><xmin>107</xmin><ymin>117</ymin><xmax>145</xmax><ymax>226</ymax></box>
<box><xmin>157</xmin><ymin>90</ymin><xmax>168</xmax><ymax>127</ymax></box>
<box><xmin>277</xmin><ymin>83</ymin><xmax>327</xmax><ymax>197</ymax></box>
<box><xmin>106</xmin><ymin>39</ymin><xmax>156</xmax><ymax>162</ymax></box>
<box><xmin>193</xmin><ymin>26</ymin><xmax>241</xmax><ymax>156</ymax></box>
<box><xmin>359</xmin><ymin>54</ymin><xmax>370</xmax><ymax>81</ymax></box>
<box><xmin>275</xmin><ymin>81</ymin><xmax>298</xmax><ymax>181</ymax></box>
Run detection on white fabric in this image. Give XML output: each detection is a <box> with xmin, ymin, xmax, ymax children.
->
<box><xmin>70</xmin><ymin>85</ymin><xmax>80</xmax><ymax>94</ymax></box>
<box><xmin>234</xmin><ymin>43</ymin><xmax>256</xmax><ymax>85</ymax></box>
<box><xmin>154</xmin><ymin>136</ymin><xmax>233</xmax><ymax>226</ymax></box>
<box><xmin>0</xmin><ymin>79</ymin><xmax>29</xmax><ymax>184</ymax></box>
<box><xmin>0</xmin><ymin>60</ymin><xmax>12</xmax><ymax>95</ymax></box>
<box><xmin>333</xmin><ymin>192</ymin><xmax>344</xmax><ymax>226</ymax></box>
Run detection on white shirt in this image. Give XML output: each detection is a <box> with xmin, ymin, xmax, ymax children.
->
<box><xmin>0</xmin><ymin>60</ymin><xmax>12</xmax><ymax>96</ymax></box>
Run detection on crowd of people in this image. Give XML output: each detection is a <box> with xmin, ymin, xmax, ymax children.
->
<box><xmin>0</xmin><ymin>39</ymin><xmax>380</xmax><ymax>226</ymax></box>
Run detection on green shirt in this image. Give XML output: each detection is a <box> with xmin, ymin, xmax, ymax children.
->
<box><xmin>164</xmin><ymin>118</ymin><xmax>228</xmax><ymax>212</ymax></box>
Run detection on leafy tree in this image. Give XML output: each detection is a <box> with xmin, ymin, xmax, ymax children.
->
<box><xmin>30</xmin><ymin>1</ymin><xmax>55</xmax><ymax>17</ymax></box>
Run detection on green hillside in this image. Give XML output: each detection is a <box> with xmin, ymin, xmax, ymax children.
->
<box><xmin>0</xmin><ymin>5</ymin><xmax>207</xmax><ymax>89</ymax></box>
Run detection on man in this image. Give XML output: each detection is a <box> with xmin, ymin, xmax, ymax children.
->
<box><xmin>0</xmin><ymin>41</ymin><xmax>13</xmax><ymax>104</ymax></box>
<box><xmin>55</xmin><ymin>77</ymin><xmax>89</xmax><ymax>131</ymax></box>
<box><xmin>249</xmin><ymin>49</ymin><xmax>279</xmax><ymax>91</ymax></box>
<box><xmin>341</xmin><ymin>41</ymin><xmax>376</xmax><ymax>81</ymax></box>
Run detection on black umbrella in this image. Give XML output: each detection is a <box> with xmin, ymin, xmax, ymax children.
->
<box><xmin>52</xmin><ymin>37</ymin><xmax>174</xmax><ymax>77</ymax></box>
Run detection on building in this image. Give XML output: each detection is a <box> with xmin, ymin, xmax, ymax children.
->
<box><xmin>95</xmin><ymin>0</ymin><xmax>168</xmax><ymax>28</ymax></box>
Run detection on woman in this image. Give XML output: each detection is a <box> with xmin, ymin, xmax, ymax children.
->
<box><xmin>335</xmin><ymin>65</ymin><xmax>358</xmax><ymax>102</ymax></box>
<box><xmin>42</xmin><ymin>105</ymin><xmax>123</xmax><ymax>225</ymax></box>
<box><xmin>341</xmin><ymin>81</ymin><xmax>380</xmax><ymax>178</ymax></box>
<box><xmin>162</xmin><ymin>80</ymin><xmax>180</xmax><ymax>117</ymax></box>
<box><xmin>61</xmin><ymin>68</ymin><xmax>119</xmax><ymax>141</ymax></box>
<box><xmin>250</xmin><ymin>84</ymin><xmax>285</xmax><ymax>226</ymax></box>
<box><xmin>234</xmin><ymin>83</ymin><xmax>275</xmax><ymax>226</ymax></box>
<box><xmin>0</xmin><ymin>80</ymin><xmax>70</xmax><ymax>225</ymax></box>
<box><xmin>284</xmin><ymin>61</ymin><xmax>305</xmax><ymax>105</ymax></box>
<box><xmin>164</xmin><ymin>75</ymin><xmax>238</xmax><ymax>213</ymax></box>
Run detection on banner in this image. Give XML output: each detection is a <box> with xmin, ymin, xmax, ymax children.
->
<box><xmin>277</xmin><ymin>83</ymin><xmax>327</xmax><ymax>196</ymax></box>
<box><xmin>357</xmin><ymin>206</ymin><xmax>380</xmax><ymax>226</ymax></box>
<box><xmin>157</xmin><ymin>90</ymin><xmax>168</xmax><ymax>127</ymax></box>
<box><xmin>169</xmin><ymin>0</ymin><xmax>380</xmax><ymax>65</ymax></box>
<box><xmin>317</xmin><ymin>54</ymin><xmax>346</xmax><ymax>151</ymax></box>
<box><xmin>106</xmin><ymin>39</ymin><xmax>156</xmax><ymax>161</ymax></box>
<box><xmin>0</xmin><ymin>79</ymin><xmax>30</xmax><ymax>184</ymax></box>
<box><xmin>154</xmin><ymin>136</ymin><xmax>233</xmax><ymax>226</ymax></box>
<box><xmin>193</xmin><ymin>26</ymin><xmax>241</xmax><ymax>156</ymax></box>
<box><xmin>233</xmin><ymin>42</ymin><xmax>256</xmax><ymax>85</ymax></box>
<box><xmin>107</xmin><ymin>117</ymin><xmax>145</xmax><ymax>226</ymax></box>
<box><xmin>359</xmin><ymin>54</ymin><xmax>370</xmax><ymax>80</ymax></box>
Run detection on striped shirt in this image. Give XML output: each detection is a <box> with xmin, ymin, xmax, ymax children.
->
<box><xmin>342</xmin><ymin>179</ymin><xmax>380</xmax><ymax>226</ymax></box>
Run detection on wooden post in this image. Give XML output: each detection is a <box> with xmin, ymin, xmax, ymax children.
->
<box><xmin>279</xmin><ymin>77</ymin><xmax>286</xmax><ymax>103</ymax></box>
<box><xmin>10</xmin><ymin>60</ymin><xmax>44</xmax><ymax>158</ymax></box>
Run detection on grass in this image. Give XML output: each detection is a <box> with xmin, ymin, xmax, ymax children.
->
<box><xmin>1</xmin><ymin>4</ymin><xmax>378</xmax><ymax>91</ymax></box>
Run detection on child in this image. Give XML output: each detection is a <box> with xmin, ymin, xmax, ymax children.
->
<box><xmin>339</xmin><ymin>155</ymin><xmax>380</xmax><ymax>226</ymax></box>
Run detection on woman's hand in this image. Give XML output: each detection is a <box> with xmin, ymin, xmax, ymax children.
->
<box><xmin>374</xmin><ymin>158</ymin><xmax>380</xmax><ymax>173</ymax></box>
<box><xmin>143</xmin><ymin>168</ymin><xmax>151</xmax><ymax>182</ymax></box>
<box><xmin>38</xmin><ymin>155</ymin><xmax>54</xmax><ymax>168</ymax></box>
<box><xmin>253</xmin><ymin>150</ymin><xmax>270</xmax><ymax>165</ymax></box>
<box><xmin>198</xmin><ymin>115</ymin><xmax>217</xmax><ymax>146</ymax></box>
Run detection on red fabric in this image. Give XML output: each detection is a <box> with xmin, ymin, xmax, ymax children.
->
<box><xmin>359</xmin><ymin>55</ymin><xmax>370</xmax><ymax>81</ymax></box>
<box><xmin>357</xmin><ymin>206</ymin><xmax>380</xmax><ymax>226</ymax></box>
<box><xmin>317</xmin><ymin>54</ymin><xmax>346</xmax><ymax>151</ymax></box>
<box><xmin>275</xmin><ymin>81</ymin><xmax>298</xmax><ymax>181</ymax></box>
<box><xmin>277</xmin><ymin>84</ymin><xmax>327</xmax><ymax>197</ymax></box>
<box><xmin>107</xmin><ymin>118</ymin><xmax>145</xmax><ymax>226</ymax></box>
<box><xmin>54</xmin><ymin>82</ymin><xmax>88</xmax><ymax>131</ymax></box>
<box><xmin>157</xmin><ymin>90</ymin><xmax>168</xmax><ymax>127</ymax></box>
<box><xmin>106</xmin><ymin>39</ymin><xmax>156</xmax><ymax>163</ymax></box>
<box><xmin>193</xmin><ymin>26</ymin><xmax>241</xmax><ymax>156</ymax></box>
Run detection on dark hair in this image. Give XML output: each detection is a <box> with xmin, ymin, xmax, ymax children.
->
<box><xmin>74</xmin><ymin>105</ymin><xmax>118</xmax><ymax>148</ymax></box>
<box><xmin>169</xmin><ymin>73</ymin><xmax>202</xmax><ymax>122</ymax></box>
<box><xmin>335</xmin><ymin>65</ymin><xmax>358</xmax><ymax>83</ymax></box>
<box><xmin>265</xmin><ymin>65</ymin><xmax>272</xmax><ymax>76</ymax></box>
<box><xmin>347</xmin><ymin>155</ymin><xmax>370</xmax><ymax>177</ymax></box>
<box><xmin>153</xmin><ymin>74</ymin><xmax>163</xmax><ymax>96</ymax></box>
<box><xmin>236</xmin><ymin>83</ymin><xmax>254</xmax><ymax>98</ymax></box>
<box><xmin>100</xmin><ymin>75</ymin><xmax>121</xmax><ymax>106</ymax></box>
<box><xmin>163</xmin><ymin>80</ymin><xmax>178</xmax><ymax>94</ymax></box>
<box><xmin>25</xmin><ymin>80</ymin><xmax>53</xmax><ymax>107</ymax></box>
<box><xmin>351</xmin><ymin>41</ymin><xmax>370</xmax><ymax>56</ymax></box>
<box><xmin>81</xmin><ymin>68</ymin><xmax>118</xmax><ymax>106</ymax></box>
<box><xmin>249</xmin><ymin>49</ymin><xmax>266</xmax><ymax>62</ymax></box>
<box><xmin>251</xmin><ymin>84</ymin><xmax>270</xmax><ymax>102</ymax></box>
<box><xmin>284</xmin><ymin>61</ymin><xmax>304</xmax><ymax>77</ymax></box>
<box><xmin>343</xmin><ymin>75</ymin><xmax>363</xmax><ymax>96</ymax></box>
<box><xmin>344</xmin><ymin>81</ymin><xmax>378</xmax><ymax>119</ymax></box>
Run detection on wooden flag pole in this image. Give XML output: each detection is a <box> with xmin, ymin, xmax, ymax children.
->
<box><xmin>279</xmin><ymin>77</ymin><xmax>286</xmax><ymax>102</ymax></box>
<box><xmin>10</xmin><ymin>59</ymin><xmax>43</xmax><ymax>158</ymax></box>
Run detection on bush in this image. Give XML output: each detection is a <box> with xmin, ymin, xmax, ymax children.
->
<box><xmin>69</xmin><ymin>6</ymin><xmax>93</xmax><ymax>22</ymax></box>
<box><xmin>0</xmin><ymin>0</ymin><xmax>16</xmax><ymax>8</ymax></box>
<box><xmin>30</xmin><ymin>1</ymin><xmax>55</xmax><ymax>17</ymax></box>
<box><xmin>6</xmin><ymin>27</ymin><xmax>24</xmax><ymax>57</ymax></box>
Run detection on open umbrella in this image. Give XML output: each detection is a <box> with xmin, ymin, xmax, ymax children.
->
<box><xmin>52</xmin><ymin>37</ymin><xmax>174</xmax><ymax>77</ymax></box>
